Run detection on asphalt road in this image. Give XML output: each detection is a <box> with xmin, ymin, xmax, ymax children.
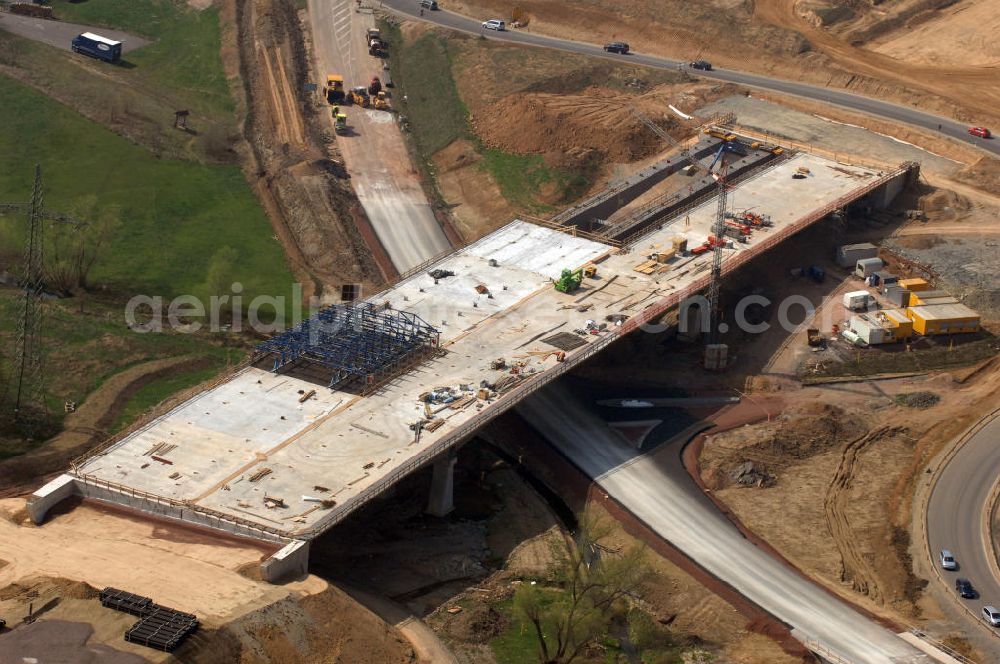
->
<box><xmin>309</xmin><ymin>0</ymin><xmax>451</xmax><ymax>273</ymax></box>
<box><xmin>0</xmin><ymin>13</ymin><xmax>150</xmax><ymax>54</ymax></box>
<box><xmin>382</xmin><ymin>2</ymin><xmax>1000</xmax><ymax>159</ymax></box>
<box><xmin>927</xmin><ymin>413</ymin><xmax>1000</xmax><ymax>641</ymax></box>
<box><xmin>517</xmin><ymin>384</ymin><xmax>928</xmax><ymax>664</ymax></box>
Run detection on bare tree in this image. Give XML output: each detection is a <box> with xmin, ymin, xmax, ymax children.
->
<box><xmin>45</xmin><ymin>194</ymin><xmax>119</xmax><ymax>295</ymax></box>
<box><xmin>514</xmin><ymin>516</ymin><xmax>651</xmax><ymax>664</ymax></box>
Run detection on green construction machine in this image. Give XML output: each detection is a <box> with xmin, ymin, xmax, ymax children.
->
<box><xmin>554</xmin><ymin>268</ymin><xmax>583</xmax><ymax>293</ymax></box>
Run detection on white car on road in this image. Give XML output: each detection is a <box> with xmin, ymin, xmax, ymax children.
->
<box><xmin>481</xmin><ymin>19</ymin><xmax>506</xmax><ymax>31</ymax></box>
<box><xmin>940</xmin><ymin>549</ymin><xmax>958</xmax><ymax>570</ymax></box>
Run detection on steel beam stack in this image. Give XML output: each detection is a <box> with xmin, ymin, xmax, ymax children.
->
<box><xmin>100</xmin><ymin>587</ymin><xmax>199</xmax><ymax>653</ymax></box>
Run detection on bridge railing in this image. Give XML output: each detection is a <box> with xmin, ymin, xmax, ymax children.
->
<box><xmin>68</xmin><ymin>162</ymin><xmax>915</xmax><ymax>543</ymax></box>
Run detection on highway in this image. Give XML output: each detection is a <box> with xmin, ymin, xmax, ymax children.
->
<box><xmin>927</xmin><ymin>412</ymin><xmax>1000</xmax><ymax>639</ymax></box>
<box><xmin>381</xmin><ymin>1</ymin><xmax>1000</xmax><ymax>159</ymax></box>
<box><xmin>309</xmin><ymin>0</ymin><xmax>451</xmax><ymax>272</ymax></box>
<box><xmin>517</xmin><ymin>384</ymin><xmax>928</xmax><ymax>664</ymax></box>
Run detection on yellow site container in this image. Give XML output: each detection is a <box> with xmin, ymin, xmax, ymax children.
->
<box><xmin>906</xmin><ymin>303</ymin><xmax>981</xmax><ymax>336</ymax></box>
<box><xmin>898</xmin><ymin>277</ymin><xmax>929</xmax><ymax>292</ymax></box>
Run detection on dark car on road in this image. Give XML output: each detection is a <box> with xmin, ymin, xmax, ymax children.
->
<box><xmin>689</xmin><ymin>60</ymin><xmax>713</xmax><ymax>71</ymax></box>
<box><xmin>603</xmin><ymin>42</ymin><xmax>630</xmax><ymax>54</ymax></box>
<box><xmin>956</xmin><ymin>578</ymin><xmax>977</xmax><ymax>598</ymax></box>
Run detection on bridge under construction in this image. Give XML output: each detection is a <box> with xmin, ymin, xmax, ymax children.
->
<box><xmin>29</xmin><ymin>138</ymin><xmax>918</xmax><ymax>580</ymax></box>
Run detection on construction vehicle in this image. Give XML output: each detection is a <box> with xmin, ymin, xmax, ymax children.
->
<box><xmin>366</xmin><ymin>28</ymin><xmax>388</xmax><ymax>57</ymax></box>
<box><xmin>368</xmin><ymin>76</ymin><xmax>382</xmax><ymax>96</ymax></box>
<box><xmin>372</xmin><ymin>90</ymin><xmax>391</xmax><ymax>111</ymax></box>
<box><xmin>723</xmin><ymin>219</ymin><xmax>751</xmax><ymax>236</ymax></box>
<box><xmin>583</xmin><ymin>265</ymin><xmax>598</xmax><ymax>278</ymax></box>
<box><xmin>703</xmin><ymin>127</ymin><xmax>737</xmax><ymax>142</ymax></box>
<box><xmin>690</xmin><ymin>234</ymin><xmax>727</xmax><ymax>256</ymax></box>
<box><xmin>554</xmin><ymin>268</ymin><xmax>583</xmax><ymax>293</ymax></box>
<box><xmin>348</xmin><ymin>86</ymin><xmax>370</xmax><ymax>107</ymax></box>
<box><xmin>325</xmin><ymin>75</ymin><xmax>345</xmax><ymax>104</ymax></box>
<box><xmin>806</xmin><ymin>328</ymin><xmax>824</xmax><ymax>347</ymax></box>
<box><xmin>334</xmin><ymin>113</ymin><xmax>348</xmax><ymax>134</ymax></box>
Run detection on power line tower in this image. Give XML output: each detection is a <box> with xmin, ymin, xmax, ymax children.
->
<box><xmin>11</xmin><ymin>166</ymin><xmax>48</xmax><ymax>425</ymax></box>
<box><xmin>3</xmin><ymin>166</ymin><xmax>88</xmax><ymax>429</ymax></box>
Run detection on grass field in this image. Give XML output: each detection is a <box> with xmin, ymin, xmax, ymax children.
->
<box><xmin>111</xmin><ymin>362</ymin><xmax>229</xmax><ymax>433</ymax></box>
<box><xmin>0</xmin><ymin>290</ymin><xmax>246</xmax><ymax>450</ymax></box>
<box><xmin>0</xmin><ymin>75</ymin><xmax>293</xmax><ymax>304</ymax></box>
<box><xmin>50</xmin><ymin>0</ymin><xmax>234</xmax><ymax>120</ymax></box>
<box><xmin>384</xmin><ymin>24</ymin><xmax>590</xmax><ymax>213</ymax></box>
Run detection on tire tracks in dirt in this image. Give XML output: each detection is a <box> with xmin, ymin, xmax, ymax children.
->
<box><xmin>823</xmin><ymin>425</ymin><xmax>906</xmax><ymax>606</ymax></box>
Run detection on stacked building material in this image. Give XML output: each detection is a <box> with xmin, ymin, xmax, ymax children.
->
<box><xmin>100</xmin><ymin>587</ymin><xmax>199</xmax><ymax>653</ymax></box>
<box><xmin>99</xmin><ymin>588</ymin><xmax>154</xmax><ymax>616</ymax></box>
<box><xmin>124</xmin><ymin>606</ymin><xmax>199</xmax><ymax>652</ymax></box>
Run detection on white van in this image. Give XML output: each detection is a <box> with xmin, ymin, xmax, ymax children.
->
<box><xmin>482</xmin><ymin>19</ymin><xmax>506</xmax><ymax>31</ymax></box>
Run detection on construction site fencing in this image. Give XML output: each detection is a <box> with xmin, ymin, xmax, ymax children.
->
<box><xmin>727</xmin><ymin>124</ymin><xmax>896</xmax><ymax>174</ymax></box>
<box><xmin>72</xmin><ymin>472</ymin><xmax>290</xmax><ymax>542</ymax></box>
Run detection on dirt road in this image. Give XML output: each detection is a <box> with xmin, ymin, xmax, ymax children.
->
<box><xmin>517</xmin><ymin>384</ymin><xmax>927</xmax><ymax>663</ymax></box>
<box><xmin>307</xmin><ymin>0</ymin><xmax>451</xmax><ymax>272</ymax></box>
<box><xmin>0</xmin><ymin>13</ymin><xmax>151</xmax><ymax>54</ymax></box>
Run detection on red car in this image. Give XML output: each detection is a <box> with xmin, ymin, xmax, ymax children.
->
<box><xmin>968</xmin><ymin>126</ymin><xmax>992</xmax><ymax>138</ymax></box>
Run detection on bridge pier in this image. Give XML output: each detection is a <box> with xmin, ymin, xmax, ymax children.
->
<box><xmin>426</xmin><ymin>451</ymin><xmax>457</xmax><ymax>517</ymax></box>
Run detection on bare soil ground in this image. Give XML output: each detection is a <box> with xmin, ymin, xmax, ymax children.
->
<box><xmin>224</xmin><ymin>0</ymin><xmax>389</xmax><ymax>299</ymax></box>
<box><xmin>698</xmin><ymin>362</ymin><xmax>1000</xmax><ymax>642</ymax></box>
<box><xmin>445</xmin><ymin>0</ymin><xmax>1000</xmax><ymax>127</ymax></box>
<box><xmin>0</xmin><ymin>499</ymin><xmax>413</xmax><ymax>663</ymax></box>
<box><xmin>402</xmin><ymin>24</ymin><xmax>739</xmax><ymax>239</ymax></box>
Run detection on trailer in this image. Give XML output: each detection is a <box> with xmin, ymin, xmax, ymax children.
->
<box><xmin>842</xmin><ymin>290</ymin><xmax>874</xmax><ymax>311</ymax></box>
<box><xmin>71</xmin><ymin>32</ymin><xmax>123</xmax><ymax>63</ymax></box>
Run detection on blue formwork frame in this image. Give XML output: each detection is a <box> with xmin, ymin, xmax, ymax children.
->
<box><xmin>254</xmin><ymin>302</ymin><xmax>440</xmax><ymax>390</ymax></box>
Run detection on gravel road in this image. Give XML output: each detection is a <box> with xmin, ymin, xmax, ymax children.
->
<box><xmin>0</xmin><ymin>13</ymin><xmax>150</xmax><ymax>54</ymax></box>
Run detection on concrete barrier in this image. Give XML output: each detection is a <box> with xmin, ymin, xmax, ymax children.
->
<box><xmin>27</xmin><ymin>474</ymin><xmax>78</xmax><ymax>524</ymax></box>
<box><xmin>261</xmin><ymin>540</ymin><xmax>310</xmax><ymax>582</ymax></box>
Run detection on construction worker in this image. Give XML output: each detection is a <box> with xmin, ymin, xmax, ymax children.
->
<box><xmin>332</xmin><ymin>105</ymin><xmax>340</xmax><ymax>118</ymax></box>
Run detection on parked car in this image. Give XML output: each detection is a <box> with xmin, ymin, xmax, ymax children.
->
<box><xmin>690</xmin><ymin>60</ymin><xmax>713</xmax><ymax>71</ymax></box>
<box><xmin>984</xmin><ymin>606</ymin><xmax>1000</xmax><ymax>626</ymax></box>
<box><xmin>481</xmin><ymin>19</ymin><xmax>506</xmax><ymax>31</ymax></box>
<box><xmin>968</xmin><ymin>126</ymin><xmax>992</xmax><ymax>139</ymax></box>
<box><xmin>956</xmin><ymin>578</ymin><xmax>976</xmax><ymax>599</ymax></box>
<box><xmin>603</xmin><ymin>42</ymin><xmax>630</xmax><ymax>54</ymax></box>
<box><xmin>940</xmin><ymin>549</ymin><xmax>958</xmax><ymax>570</ymax></box>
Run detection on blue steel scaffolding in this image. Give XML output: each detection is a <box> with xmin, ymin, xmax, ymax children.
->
<box><xmin>254</xmin><ymin>302</ymin><xmax>440</xmax><ymax>389</ymax></box>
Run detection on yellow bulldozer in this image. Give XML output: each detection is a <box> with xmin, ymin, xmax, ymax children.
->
<box><xmin>372</xmin><ymin>90</ymin><xmax>391</xmax><ymax>111</ymax></box>
<box><xmin>347</xmin><ymin>86</ymin><xmax>369</xmax><ymax>107</ymax></box>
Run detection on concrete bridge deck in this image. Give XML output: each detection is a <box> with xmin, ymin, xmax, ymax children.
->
<box><xmin>33</xmin><ymin>151</ymin><xmax>912</xmax><ymax>555</ymax></box>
